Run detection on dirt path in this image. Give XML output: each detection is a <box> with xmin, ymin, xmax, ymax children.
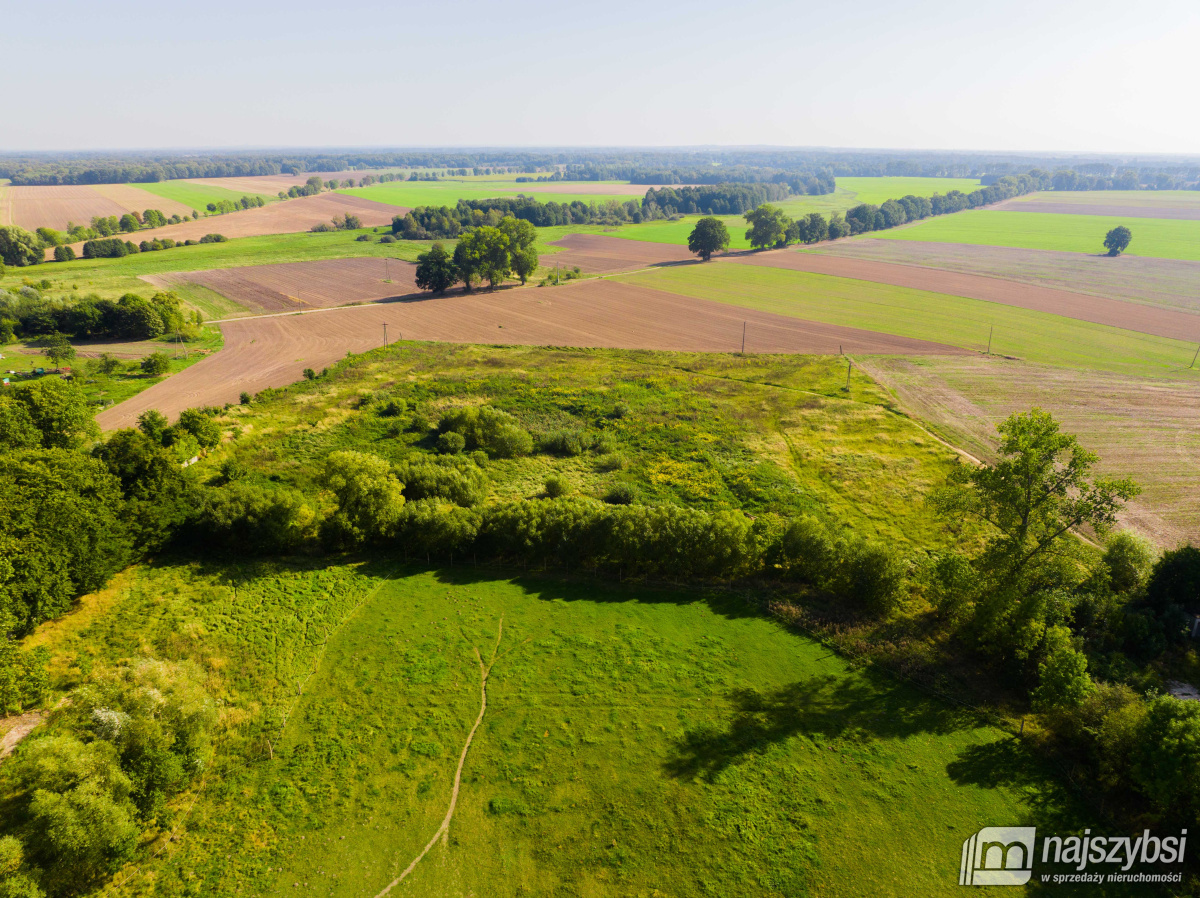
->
<box><xmin>0</xmin><ymin>711</ymin><xmax>46</xmax><ymax>760</ymax></box>
<box><xmin>374</xmin><ymin>620</ymin><xmax>504</xmax><ymax>897</ymax></box>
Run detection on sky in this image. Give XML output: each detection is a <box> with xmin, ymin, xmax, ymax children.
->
<box><xmin>7</xmin><ymin>0</ymin><xmax>1200</xmax><ymax>154</ymax></box>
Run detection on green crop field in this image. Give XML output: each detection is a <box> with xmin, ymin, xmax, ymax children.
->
<box><xmin>834</xmin><ymin>177</ymin><xmax>983</xmax><ymax>206</ymax></box>
<box><xmin>131</xmin><ymin>181</ymin><xmax>276</xmax><ymax>212</ymax></box>
<box><xmin>874</xmin><ymin>209</ymin><xmax>1200</xmax><ymax>262</ymax></box>
<box><xmin>625</xmin><ymin>262</ymin><xmax>1200</xmax><ymax>377</ymax></box>
<box><xmin>340</xmin><ymin>180</ymin><xmax>645</xmax><ymax>209</ymax></box>
<box><xmin>22</xmin><ymin>560</ymin><xmax>1090</xmax><ymax>898</ymax></box>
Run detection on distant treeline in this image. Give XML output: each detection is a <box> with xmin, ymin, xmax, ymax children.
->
<box><xmin>392</xmin><ymin>182</ymin><xmax>821</xmax><ymax>239</ymax></box>
<box><xmin>7</xmin><ymin>146</ymin><xmax>1200</xmax><ymax>188</ymax></box>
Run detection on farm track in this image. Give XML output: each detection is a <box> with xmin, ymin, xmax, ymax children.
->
<box><xmin>730</xmin><ymin>246</ymin><xmax>1200</xmax><ymax>342</ymax></box>
<box><xmin>374</xmin><ymin>620</ymin><xmax>504</xmax><ymax>897</ymax></box>
<box><xmin>94</xmin><ymin>279</ymin><xmax>966</xmax><ymax>429</ymax></box>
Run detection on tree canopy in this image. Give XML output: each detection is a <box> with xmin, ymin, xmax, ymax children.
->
<box><xmin>743</xmin><ymin>204</ymin><xmax>791</xmax><ymax>250</ymax></box>
<box><xmin>687</xmin><ymin>217</ymin><xmax>730</xmax><ymax>260</ymax></box>
<box><xmin>415</xmin><ymin>242</ymin><xmax>458</xmax><ymax>295</ymax></box>
<box><xmin>1104</xmin><ymin>225</ymin><xmax>1132</xmax><ymax>256</ymax></box>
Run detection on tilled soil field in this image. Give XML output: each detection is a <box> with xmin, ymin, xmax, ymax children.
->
<box><xmin>857</xmin><ymin>355</ymin><xmax>1200</xmax><ymax>547</ymax></box>
<box><xmin>811</xmin><ymin>239</ymin><xmax>1200</xmax><ymax>316</ymax></box>
<box><xmin>149</xmin><ymin>257</ymin><xmax>421</xmax><ymax>315</ymax></box>
<box><xmin>11</xmin><ymin>184</ymin><xmax>192</xmax><ymax>232</ymax></box>
<box><xmin>95</xmin><ymin>279</ymin><xmax>964</xmax><ymax>429</ymax></box>
<box><xmin>545</xmin><ymin>233</ymin><xmax>697</xmax><ymax>274</ymax></box>
<box><xmin>54</xmin><ymin>193</ymin><xmax>406</xmax><ymax>259</ymax></box>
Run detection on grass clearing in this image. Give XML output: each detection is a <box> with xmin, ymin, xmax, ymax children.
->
<box><xmin>623</xmin><ymin>262</ymin><xmax>1200</xmax><ymax>377</ymax></box>
<box><xmin>875</xmin><ymin>209</ymin><xmax>1200</xmax><ymax>262</ymax></box>
<box><xmin>22</xmin><ymin>562</ymin><xmax>1094</xmax><ymax>897</ymax></box>
<box><xmin>131</xmin><ymin>181</ymin><xmax>276</xmax><ymax>213</ymax></box>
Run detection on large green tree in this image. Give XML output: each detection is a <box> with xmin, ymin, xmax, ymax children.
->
<box><xmin>1104</xmin><ymin>225</ymin><xmax>1132</xmax><ymax>256</ymax></box>
<box><xmin>687</xmin><ymin>217</ymin><xmax>730</xmax><ymax>260</ymax></box>
<box><xmin>42</xmin><ymin>334</ymin><xmax>75</xmax><ymax>369</ymax></box>
<box><xmin>743</xmin><ymin>204</ymin><xmax>791</xmax><ymax>250</ymax></box>
<box><xmin>0</xmin><ymin>226</ymin><xmax>42</xmax><ymax>267</ymax></box>
<box><xmin>499</xmin><ymin>217</ymin><xmax>538</xmax><ymax>284</ymax></box>
<box><xmin>415</xmin><ymin>242</ymin><xmax>459</xmax><ymax>294</ymax></box>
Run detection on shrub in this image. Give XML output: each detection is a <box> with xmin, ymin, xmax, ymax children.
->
<box><xmin>239</xmin><ymin>391</ymin><xmax>251</xmax><ymax>405</ymax></box>
<box><xmin>54</xmin><ymin>245</ymin><xmax>76</xmax><ymax>262</ymax></box>
<box><xmin>188</xmin><ymin>483</ymin><xmax>313</xmax><ymax>554</ymax></box>
<box><xmin>773</xmin><ymin>515</ymin><xmax>838</xmax><ymax>585</ymax></box>
<box><xmin>833</xmin><ymin>535</ymin><xmax>907</xmax><ymax>615</ymax></box>
<box><xmin>438</xmin><ymin>406</ymin><xmax>532</xmax><ymax>458</ymax></box>
<box><xmin>1104</xmin><ymin>531</ymin><xmax>1155</xmax><ymax>594</ymax></box>
<box><xmin>377</xmin><ymin>398</ymin><xmax>407</xmax><ymax>417</ymax></box>
<box><xmin>604</xmin><ymin>482</ymin><xmax>636</xmax><ymax>505</ymax></box>
<box><xmin>379</xmin><ymin>235</ymin><xmax>396</xmax><ymax>244</ymax></box>
<box><xmin>436</xmin><ymin>431</ymin><xmax>466</xmax><ymax>455</ymax></box>
<box><xmin>355</xmin><ymin>234</ymin><xmax>371</xmax><ymax>242</ymax></box>
<box><xmin>139</xmin><ymin>353</ymin><xmax>170</xmax><ymax>376</ymax></box>
<box><xmin>319</xmin><ymin>450</ymin><xmax>405</xmax><ymax>546</ymax></box>
<box><xmin>302</xmin><ymin>368</ymin><xmax>316</xmax><ymax>381</ymax></box>
<box><xmin>197</xmin><ymin>234</ymin><xmax>226</xmax><ymax>244</ymax></box>
<box><xmin>544</xmin><ymin>474</ymin><xmax>568</xmax><ymax>498</ymax></box>
<box><xmin>539</xmin><ymin>428</ymin><xmax>593</xmax><ymax>456</ymax></box>
<box><xmin>395</xmin><ymin>457</ymin><xmax>487</xmax><ymax>507</ymax></box>
<box><xmin>594</xmin><ymin>452</ymin><xmax>626</xmax><ymax>472</ymax></box>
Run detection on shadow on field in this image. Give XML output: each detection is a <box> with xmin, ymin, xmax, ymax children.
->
<box><xmin>664</xmin><ymin>672</ymin><xmax>979</xmax><ymax>782</ymax></box>
<box><xmin>428</xmin><ymin>565</ymin><xmax>768</xmax><ymax>621</ymax></box>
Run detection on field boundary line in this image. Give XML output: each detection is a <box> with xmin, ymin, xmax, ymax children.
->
<box><xmin>374</xmin><ymin>619</ymin><xmax>504</xmax><ymax>897</ymax></box>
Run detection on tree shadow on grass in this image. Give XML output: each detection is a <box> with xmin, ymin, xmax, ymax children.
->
<box><xmin>665</xmin><ymin>672</ymin><xmax>980</xmax><ymax>782</ymax></box>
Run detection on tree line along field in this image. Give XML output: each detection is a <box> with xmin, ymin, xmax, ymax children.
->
<box><xmin>129</xmin><ymin>180</ymin><xmax>278</xmax><ymax>213</ymax></box>
<box><xmin>875</xmin><ymin>209</ymin><xmax>1200</xmax><ymax>262</ymax></box>
<box><xmin>623</xmin><ymin>260</ymin><xmax>1200</xmax><ymax>377</ymax></box>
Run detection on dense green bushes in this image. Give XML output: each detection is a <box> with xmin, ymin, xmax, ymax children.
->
<box><xmin>0</xmin><ymin>287</ymin><xmax>197</xmax><ymax>342</ymax></box>
<box><xmin>438</xmin><ymin>406</ymin><xmax>533</xmax><ymax>458</ymax></box>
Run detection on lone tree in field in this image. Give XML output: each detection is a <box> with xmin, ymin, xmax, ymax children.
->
<box><xmin>688</xmin><ymin>217</ymin><xmax>730</xmax><ymax>260</ymax></box>
<box><xmin>415</xmin><ymin>242</ymin><xmax>459</xmax><ymax>295</ymax></box>
<box><xmin>1104</xmin><ymin>225</ymin><xmax>1132</xmax><ymax>256</ymax></box>
<box><xmin>42</xmin><ymin>333</ymin><xmax>76</xmax><ymax>369</ymax></box>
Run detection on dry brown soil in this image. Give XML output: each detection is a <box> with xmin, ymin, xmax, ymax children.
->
<box><xmin>11</xmin><ymin>184</ymin><xmax>192</xmax><ymax>232</ymax></box>
<box><xmin>731</xmin><ymin>247</ymin><xmax>1200</xmax><ymax>342</ymax></box>
<box><xmin>857</xmin><ymin>355</ymin><xmax>1200</xmax><ymax>547</ymax></box>
<box><xmin>95</xmin><ymin>279</ymin><xmax>964</xmax><ymax>430</ymax></box>
<box><xmin>545</xmin><ymin>233</ymin><xmax>697</xmax><ymax>274</ymax></box>
<box><xmin>149</xmin><ymin>257</ymin><xmax>421</xmax><ymax>315</ymax></box>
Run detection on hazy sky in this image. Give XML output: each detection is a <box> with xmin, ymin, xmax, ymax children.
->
<box><xmin>8</xmin><ymin>0</ymin><xmax>1200</xmax><ymax>154</ymax></box>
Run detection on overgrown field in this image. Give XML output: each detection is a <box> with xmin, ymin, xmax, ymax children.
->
<box><xmin>20</xmin><ymin>563</ymin><xmax>1095</xmax><ymax>897</ymax></box>
<box><xmin>875</xmin><ymin>209</ymin><xmax>1200</xmax><ymax>262</ymax></box>
<box><xmin>623</xmin><ymin>262</ymin><xmax>1200</xmax><ymax>377</ymax></box>
<box><xmin>212</xmin><ymin>344</ymin><xmax>966</xmax><ymax>548</ymax></box>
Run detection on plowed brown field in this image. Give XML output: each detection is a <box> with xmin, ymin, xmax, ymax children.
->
<box><xmin>95</xmin><ymin>279</ymin><xmax>964</xmax><ymax>430</ymax></box>
<box><xmin>545</xmin><ymin>233</ymin><xmax>697</xmax><ymax>274</ymax></box>
<box><xmin>858</xmin><ymin>355</ymin><xmax>1200</xmax><ymax>547</ymax></box>
<box><xmin>813</xmin><ymin>239</ymin><xmax>1200</xmax><ymax>316</ymax></box>
<box><xmin>55</xmin><ymin>193</ymin><xmax>406</xmax><ymax>258</ymax></box>
<box><xmin>11</xmin><ymin>185</ymin><xmax>192</xmax><ymax>231</ymax></box>
<box><xmin>992</xmin><ymin>198</ymin><xmax>1200</xmax><ymax>220</ymax></box>
<box><xmin>150</xmin><ymin>257</ymin><xmax>421</xmax><ymax>315</ymax></box>
<box><xmin>731</xmin><ymin>247</ymin><xmax>1200</xmax><ymax>341</ymax></box>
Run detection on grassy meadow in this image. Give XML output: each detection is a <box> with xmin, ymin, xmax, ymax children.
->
<box><xmin>624</xmin><ymin>262</ymin><xmax>1200</xmax><ymax>377</ymax></box>
<box><xmin>875</xmin><ymin>209</ymin><xmax>1200</xmax><ymax>262</ymax></box>
<box><xmin>130</xmin><ymin>180</ymin><xmax>277</xmax><ymax>212</ymax></box>
<box><xmin>23</xmin><ymin>562</ymin><xmax>1092</xmax><ymax>897</ymax></box>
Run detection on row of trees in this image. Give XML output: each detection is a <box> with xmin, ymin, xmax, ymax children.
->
<box><xmin>80</xmin><ymin>233</ymin><xmax>224</xmax><ymax>259</ymax></box>
<box><xmin>1</xmin><ymin>288</ymin><xmax>198</xmax><ymax>341</ymax></box>
<box><xmin>205</xmin><ymin>195</ymin><xmax>265</xmax><ymax>214</ymax></box>
<box><xmin>414</xmin><ymin>218</ymin><xmax>539</xmax><ymax>293</ymax></box>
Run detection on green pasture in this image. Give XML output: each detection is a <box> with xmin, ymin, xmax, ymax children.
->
<box><xmin>625</xmin><ymin>262</ymin><xmax>1200</xmax><ymax>377</ymax></box>
<box><xmin>835</xmin><ymin>177</ymin><xmax>983</xmax><ymax>206</ymax></box>
<box><xmin>1006</xmin><ymin>189</ymin><xmax>1200</xmax><ymax>210</ymax></box>
<box><xmin>874</xmin><ymin>209</ymin><xmax>1200</xmax><ymax>262</ymax></box>
<box><xmin>27</xmin><ymin>562</ymin><xmax>1092</xmax><ymax>897</ymax></box>
<box><xmin>340</xmin><ymin>180</ymin><xmax>645</xmax><ymax>209</ymax></box>
<box><xmin>131</xmin><ymin>181</ymin><xmax>276</xmax><ymax>212</ymax></box>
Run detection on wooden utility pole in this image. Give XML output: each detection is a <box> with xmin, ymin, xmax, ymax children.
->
<box><xmin>845</xmin><ymin>358</ymin><xmax>852</xmax><ymax>392</ymax></box>
<box><xmin>383</xmin><ymin>323</ymin><xmax>388</xmax><ymax>345</ymax></box>
<box><xmin>1191</xmin><ymin>343</ymin><xmax>1200</xmax><ymax>368</ymax></box>
<box><xmin>741</xmin><ymin>321</ymin><xmax>746</xmax><ymax>354</ymax></box>
<box><xmin>987</xmin><ymin>324</ymin><xmax>994</xmax><ymax>355</ymax></box>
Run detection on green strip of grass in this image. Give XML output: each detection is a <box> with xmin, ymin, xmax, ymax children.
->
<box><xmin>875</xmin><ymin>209</ymin><xmax>1200</xmax><ymax>261</ymax></box>
<box><xmin>130</xmin><ymin>181</ymin><xmax>276</xmax><ymax>213</ymax></box>
<box><xmin>624</xmin><ymin>262</ymin><xmax>1200</xmax><ymax>377</ymax></box>
<box><xmin>14</xmin><ymin>229</ymin><xmax>431</xmax><ymax>310</ymax></box>
<box><xmin>340</xmin><ymin>181</ymin><xmax>645</xmax><ymax>209</ymax></box>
